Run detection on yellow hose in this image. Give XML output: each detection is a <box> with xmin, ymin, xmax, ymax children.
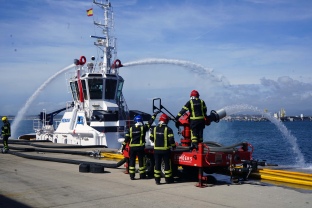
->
<box><xmin>257</xmin><ymin>169</ymin><xmax>312</xmax><ymax>187</ymax></box>
<box><xmin>259</xmin><ymin>174</ymin><xmax>312</xmax><ymax>186</ymax></box>
<box><xmin>101</xmin><ymin>152</ymin><xmax>125</xmax><ymax>160</ymax></box>
<box><xmin>100</xmin><ymin>152</ymin><xmax>140</xmax><ymax>162</ymax></box>
<box><xmin>259</xmin><ymin>169</ymin><xmax>312</xmax><ymax>182</ymax></box>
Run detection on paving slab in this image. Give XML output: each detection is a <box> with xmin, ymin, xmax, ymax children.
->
<box><xmin>0</xmin><ymin>151</ymin><xmax>311</xmax><ymax>208</ymax></box>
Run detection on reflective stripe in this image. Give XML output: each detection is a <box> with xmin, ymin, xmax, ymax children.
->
<box><xmin>154</xmin><ymin>169</ymin><xmax>161</xmax><ymax>178</ymax></box>
<box><xmin>154</xmin><ymin>126</ymin><xmax>170</xmax><ymax>150</ymax></box>
<box><xmin>191</xmin><ymin>129</ymin><xmax>198</xmax><ymax>142</ymax></box>
<box><xmin>139</xmin><ymin>166</ymin><xmax>146</xmax><ymax>174</ymax></box>
<box><xmin>182</xmin><ymin>106</ymin><xmax>188</xmax><ymax>110</ymax></box>
<box><xmin>190</xmin><ymin>99</ymin><xmax>205</xmax><ymax>120</ymax></box>
<box><xmin>1</xmin><ymin>124</ymin><xmax>10</xmax><ymax>136</ymax></box>
<box><xmin>129</xmin><ymin>166</ymin><xmax>135</xmax><ymax>174</ymax></box>
<box><xmin>129</xmin><ymin>126</ymin><xmax>144</xmax><ymax>147</ymax></box>
<box><xmin>164</xmin><ymin>169</ymin><xmax>172</xmax><ymax>178</ymax></box>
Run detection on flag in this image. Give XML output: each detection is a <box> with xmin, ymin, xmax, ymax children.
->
<box><xmin>87</xmin><ymin>8</ymin><xmax>93</xmax><ymax>16</ymax></box>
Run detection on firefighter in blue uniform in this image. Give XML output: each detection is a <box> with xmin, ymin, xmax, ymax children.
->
<box><xmin>122</xmin><ymin>112</ymin><xmax>158</xmax><ymax>180</ymax></box>
<box><xmin>1</xmin><ymin>116</ymin><xmax>11</xmax><ymax>153</ymax></box>
<box><xmin>175</xmin><ymin>90</ymin><xmax>207</xmax><ymax>149</ymax></box>
<box><xmin>150</xmin><ymin>113</ymin><xmax>176</xmax><ymax>185</ymax></box>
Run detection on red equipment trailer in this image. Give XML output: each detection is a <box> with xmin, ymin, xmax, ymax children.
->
<box><xmin>123</xmin><ymin>98</ymin><xmax>256</xmax><ymax>187</ymax></box>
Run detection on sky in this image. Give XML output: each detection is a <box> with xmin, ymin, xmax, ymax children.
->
<box><xmin>0</xmin><ymin>0</ymin><xmax>312</xmax><ymax>118</ymax></box>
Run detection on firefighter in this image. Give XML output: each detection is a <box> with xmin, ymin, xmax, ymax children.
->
<box><xmin>175</xmin><ymin>90</ymin><xmax>207</xmax><ymax>150</ymax></box>
<box><xmin>122</xmin><ymin>112</ymin><xmax>159</xmax><ymax>180</ymax></box>
<box><xmin>1</xmin><ymin>116</ymin><xmax>11</xmax><ymax>153</ymax></box>
<box><xmin>150</xmin><ymin>113</ymin><xmax>176</xmax><ymax>185</ymax></box>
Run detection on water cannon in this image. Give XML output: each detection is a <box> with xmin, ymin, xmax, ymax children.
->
<box><xmin>74</xmin><ymin>56</ymin><xmax>87</xmax><ymax>66</ymax></box>
<box><xmin>111</xmin><ymin>59</ymin><xmax>123</xmax><ymax>69</ymax></box>
<box><xmin>74</xmin><ymin>59</ymin><xmax>80</xmax><ymax>65</ymax></box>
<box><xmin>205</xmin><ymin>109</ymin><xmax>226</xmax><ymax>125</ymax></box>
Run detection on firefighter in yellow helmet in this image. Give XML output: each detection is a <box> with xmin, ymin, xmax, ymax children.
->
<box><xmin>175</xmin><ymin>90</ymin><xmax>208</xmax><ymax>150</ymax></box>
<box><xmin>1</xmin><ymin>116</ymin><xmax>11</xmax><ymax>153</ymax></box>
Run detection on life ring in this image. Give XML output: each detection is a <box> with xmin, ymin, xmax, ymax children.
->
<box><xmin>79</xmin><ymin>56</ymin><xmax>86</xmax><ymax>65</ymax></box>
<box><xmin>113</xmin><ymin>59</ymin><xmax>123</xmax><ymax>68</ymax></box>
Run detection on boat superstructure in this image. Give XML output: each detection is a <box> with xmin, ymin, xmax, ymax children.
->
<box><xmin>31</xmin><ymin>0</ymin><xmax>151</xmax><ymax>149</ymax></box>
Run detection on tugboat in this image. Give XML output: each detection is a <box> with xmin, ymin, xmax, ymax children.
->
<box><xmin>31</xmin><ymin>0</ymin><xmax>151</xmax><ymax>149</ymax></box>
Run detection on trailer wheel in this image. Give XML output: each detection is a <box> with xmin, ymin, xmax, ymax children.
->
<box><xmin>160</xmin><ymin>160</ymin><xmax>178</xmax><ymax>178</ymax></box>
<box><xmin>145</xmin><ymin>156</ymin><xmax>154</xmax><ymax>178</ymax></box>
<box><xmin>79</xmin><ymin>163</ymin><xmax>90</xmax><ymax>173</ymax></box>
<box><xmin>161</xmin><ymin>159</ymin><xmax>165</xmax><ymax>178</ymax></box>
<box><xmin>172</xmin><ymin>163</ymin><xmax>178</xmax><ymax>177</ymax></box>
<box><xmin>90</xmin><ymin>164</ymin><xmax>104</xmax><ymax>173</ymax></box>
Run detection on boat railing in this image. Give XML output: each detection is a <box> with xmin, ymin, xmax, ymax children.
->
<box><xmin>65</xmin><ymin>64</ymin><xmax>117</xmax><ymax>81</ymax></box>
<box><xmin>66</xmin><ymin>101</ymin><xmax>74</xmax><ymax>111</ymax></box>
<box><xmin>54</xmin><ymin>120</ymin><xmax>61</xmax><ymax>130</ymax></box>
<box><xmin>33</xmin><ymin>119</ymin><xmax>42</xmax><ymax>132</ymax></box>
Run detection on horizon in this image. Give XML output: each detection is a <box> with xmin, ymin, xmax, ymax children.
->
<box><xmin>2</xmin><ymin>112</ymin><xmax>312</xmax><ymax>119</ymax></box>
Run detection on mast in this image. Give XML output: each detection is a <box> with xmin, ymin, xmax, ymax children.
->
<box><xmin>92</xmin><ymin>0</ymin><xmax>117</xmax><ymax>75</ymax></box>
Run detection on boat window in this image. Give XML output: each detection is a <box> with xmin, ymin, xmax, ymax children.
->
<box><xmin>88</xmin><ymin>79</ymin><xmax>103</xmax><ymax>99</ymax></box>
<box><xmin>116</xmin><ymin>80</ymin><xmax>124</xmax><ymax>102</ymax></box>
<box><xmin>77</xmin><ymin>116</ymin><xmax>84</xmax><ymax>124</ymax></box>
<box><xmin>70</xmin><ymin>81</ymin><xmax>79</xmax><ymax>101</ymax></box>
<box><xmin>81</xmin><ymin>80</ymin><xmax>88</xmax><ymax>100</ymax></box>
<box><xmin>105</xmin><ymin>79</ymin><xmax>117</xmax><ymax>100</ymax></box>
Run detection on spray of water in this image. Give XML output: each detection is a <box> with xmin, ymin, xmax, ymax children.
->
<box><xmin>11</xmin><ymin>64</ymin><xmax>75</xmax><ymax>138</ymax></box>
<box><xmin>12</xmin><ymin>58</ymin><xmax>225</xmax><ymax>137</ymax></box>
<box><xmin>123</xmin><ymin>58</ymin><xmax>230</xmax><ymax>86</ymax></box>
<box><xmin>10</xmin><ymin>58</ymin><xmax>306</xmax><ymax>168</ymax></box>
<box><xmin>224</xmin><ymin>104</ymin><xmax>306</xmax><ymax>167</ymax></box>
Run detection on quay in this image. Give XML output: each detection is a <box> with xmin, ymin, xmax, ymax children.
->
<box><xmin>0</xmin><ymin>147</ymin><xmax>311</xmax><ymax>208</ymax></box>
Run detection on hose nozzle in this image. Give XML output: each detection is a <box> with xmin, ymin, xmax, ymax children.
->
<box><xmin>205</xmin><ymin>108</ymin><xmax>227</xmax><ymax>125</ymax></box>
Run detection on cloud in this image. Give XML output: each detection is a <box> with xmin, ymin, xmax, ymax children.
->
<box><xmin>1</xmin><ymin>0</ymin><xmax>312</xmax><ymax>117</ymax></box>
<box><xmin>217</xmin><ymin>76</ymin><xmax>312</xmax><ymax>115</ymax></box>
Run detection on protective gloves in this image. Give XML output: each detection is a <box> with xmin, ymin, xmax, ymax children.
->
<box><xmin>153</xmin><ymin>110</ymin><xmax>160</xmax><ymax>117</ymax></box>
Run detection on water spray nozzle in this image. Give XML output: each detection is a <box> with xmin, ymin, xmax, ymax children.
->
<box><xmin>205</xmin><ymin>108</ymin><xmax>227</xmax><ymax>125</ymax></box>
<box><xmin>74</xmin><ymin>59</ymin><xmax>80</xmax><ymax>65</ymax></box>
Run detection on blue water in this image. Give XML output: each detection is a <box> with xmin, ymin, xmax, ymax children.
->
<box><xmin>12</xmin><ymin>119</ymin><xmax>312</xmax><ymax>172</ymax></box>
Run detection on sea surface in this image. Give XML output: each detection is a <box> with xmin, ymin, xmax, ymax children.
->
<box><xmin>11</xmin><ymin>119</ymin><xmax>312</xmax><ymax>173</ymax></box>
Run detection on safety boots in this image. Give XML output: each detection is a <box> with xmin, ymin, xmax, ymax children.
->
<box><xmin>139</xmin><ymin>174</ymin><xmax>146</xmax><ymax>179</ymax></box>
<box><xmin>155</xmin><ymin>178</ymin><xmax>160</xmax><ymax>185</ymax></box>
<box><xmin>190</xmin><ymin>142</ymin><xmax>198</xmax><ymax>151</ymax></box>
<box><xmin>1</xmin><ymin>148</ymin><xmax>9</xmax><ymax>154</ymax></box>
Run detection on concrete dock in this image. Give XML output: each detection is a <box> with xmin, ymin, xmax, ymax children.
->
<box><xmin>0</xmin><ymin>150</ymin><xmax>311</xmax><ymax>208</ymax></box>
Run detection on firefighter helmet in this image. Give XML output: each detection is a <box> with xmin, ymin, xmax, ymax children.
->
<box><xmin>159</xmin><ymin>113</ymin><xmax>169</xmax><ymax>124</ymax></box>
<box><xmin>190</xmin><ymin>90</ymin><xmax>199</xmax><ymax>97</ymax></box>
<box><xmin>2</xmin><ymin>116</ymin><xmax>7</xmax><ymax>121</ymax></box>
<box><xmin>133</xmin><ymin>115</ymin><xmax>143</xmax><ymax>123</ymax></box>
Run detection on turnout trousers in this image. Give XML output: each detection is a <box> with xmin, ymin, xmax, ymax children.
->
<box><xmin>190</xmin><ymin>120</ymin><xmax>205</xmax><ymax>143</ymax></box>
<box><xmin>2</xmin><ymin>135</ymin><xmax>9</xmax><ymax>150</ymax></box>
<box><xmin>129</xmin><ymin>146</ymin><xmax>146</xmax><ymax>179</ymax></box>
<box><xmin>154</xmin><ymin>149</ymin><xmax>172</xmax><ymax>183</ymax></box>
